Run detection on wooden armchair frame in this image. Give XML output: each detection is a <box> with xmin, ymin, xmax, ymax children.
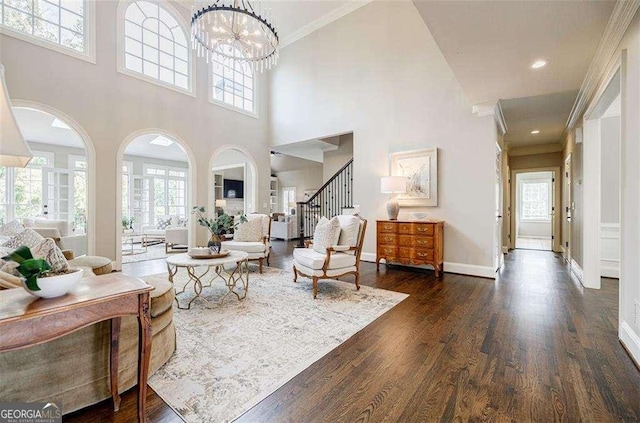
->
<box><xmin>293</xmin><ymin>215</ymin><xmax>368</xmax><ymax>298</ymax></box>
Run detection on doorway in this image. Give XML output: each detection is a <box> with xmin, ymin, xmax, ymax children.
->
<box><xmin>515</xmin><ymin>171</ymin><xmax>554</xmax><ymax>250</ymax></box>
<box><xmin>510</xmin><ymin>167</ymin><xmax>561</xmax><ymax>252</ymax></box>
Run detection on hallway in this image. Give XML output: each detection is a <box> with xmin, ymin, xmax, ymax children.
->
<box><xmin>73</xmin><ymin>247</ymin><xmax>640</xmax><ymax>422</ymax></box>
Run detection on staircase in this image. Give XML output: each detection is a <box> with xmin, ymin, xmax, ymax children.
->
<box><xmin>296</xmin><ymin>159</ymin><xmax>353</xmax><ymax>246</ymax></box>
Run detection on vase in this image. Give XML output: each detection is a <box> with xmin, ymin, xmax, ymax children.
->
<box><xmin>208</xmin><ymin>234</ymin><xmax>222</xmax><ymax>254</ymax></box>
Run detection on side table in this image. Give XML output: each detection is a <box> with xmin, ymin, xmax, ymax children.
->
<box><xmin>0</xmin><ymin>275</ymin><xmax>153</xmax><ymax>422</ymax></box>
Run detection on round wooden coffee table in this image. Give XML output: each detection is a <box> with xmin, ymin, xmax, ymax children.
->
<box><xmin>166</xmin><ymin>251</ymin><xmax>249</xmax><ymax>309</ymax></box>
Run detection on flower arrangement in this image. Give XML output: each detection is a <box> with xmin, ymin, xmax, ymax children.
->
<box><xmin>192</xmin><ymin>206</ymin><xmax>247</xmax><ymax>253</ymax></box>
<box><xmin>121</xmin><ymin>216</ymin><xmax>135</xmax><ymax>230</ymax></box>
<box><xmin>192</xmin><ymin>206</ymin><xmax>247</xmax><ymax>236</ymax></box>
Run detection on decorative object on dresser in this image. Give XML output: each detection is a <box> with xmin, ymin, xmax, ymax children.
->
<box><xmin>390</xmin><ymin>148</ymin><xmax>438</xmax><ymax>206</ymax></box>
<box><xmin>380</xmin><ymin>176</ymin><xmax>407</xmax><ymax>220</ymax></box>
<box><xmin>376</xmin><ymin>219</ymin><xmax>444</xmax><ymax>277</ymax></box>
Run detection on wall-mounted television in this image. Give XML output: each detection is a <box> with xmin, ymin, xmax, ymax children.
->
<box><xmin>223</xmin><ymin>179</ymin><xmax>244</xmax><ymax>199</ymax></box>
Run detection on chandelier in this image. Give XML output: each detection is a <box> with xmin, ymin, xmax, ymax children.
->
<box><xmin>191</xmin><ymin>0</ymin><xmax>279</xmax><ymax>72</ymax></box>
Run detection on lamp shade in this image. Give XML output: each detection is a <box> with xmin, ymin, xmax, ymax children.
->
<box><xmin>0</xmin><ymin>64</ymin><xmax>32</xmax><ymax>167</ymax></box>
<box><xmin>215</xmin><ymin>199</ymin><xmax>227</xmax><ymax>207</ymax></box>
<box><xmin>380</xmin><ymin>176</ymin><xmax>407</xmax><ymax>194</ymax></box>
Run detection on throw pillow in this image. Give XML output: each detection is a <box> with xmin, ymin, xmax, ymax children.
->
<box><xmin>337</xmin><ymin>215</ymin><xmax>360</xmax><ymax>247</ymax></box>
<box><xmin>30</xmin><ymin>238</ymin><xmax>69</xmax><ymax>272</ymax></box>
<box><xmin>2</xmin><ymin>229</ymin><xmax>44</xmax><ymax>250</ymax></box>
<box><xmin>233</xmin><ymin>217</ymin><xmax>263</xmax><ymax>242</ymax></box>
<box><xmin>312</xmin><ymin>216</ymin><xmax>341</xmax><ymax>254</ymax></box>
<box><xmin>0</xmin><ymin>220</ymin><xmax>25</xmax><ymax>237</ymax></box>
<box><xmin>156</xmin><ymin>217</ymin><xmax>172</xmax><ymax>230</ymax></box>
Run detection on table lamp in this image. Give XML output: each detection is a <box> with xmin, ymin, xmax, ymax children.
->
<box><xmin>380</xmin><ymin>176</ymin><xmax>407</xmax><ymax>220</ymax></box>
<box><xmin>0</xmin><ymin>64</ymin><xmax>33</xmax><ymax>167</ymax></box>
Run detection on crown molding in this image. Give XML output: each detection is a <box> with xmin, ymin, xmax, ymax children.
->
<box><xmin>565</xmin><ymin>0</ymin><xmax>640</xmax><ymax>131</ymax></box>
<box><xmin>472</xmin><ymin>100</ymin><xmax>508</xmax><ymax>135</ymax></box>
<box><xmin>280</xmin><ymin>0</ymin><xmax>375</xmax><ymax>48</ymax></box>
<box><xmin>508</xmin><ymin>143</ymin><xmax>563</xmax><ymax>157</ymax></box>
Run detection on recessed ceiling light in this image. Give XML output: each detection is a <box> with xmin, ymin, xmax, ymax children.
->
<box><xmin>149</xmin><ymin>135</ymin><xmax>174</xmax><ymax>147</ymax></box>
<box><xmin>531</xmin><ymin>130</ymin><xmax>540</xmax><ymax>134</ymax></box>
<box><xmin>51</xmin><ymin>118</ymin><xmax>70</xmax><ymax>130</ymax></box>
<box><xmin>530</xmin><ymin>60</ymin><xmax>548</xmax><ymax>69</ymax></box>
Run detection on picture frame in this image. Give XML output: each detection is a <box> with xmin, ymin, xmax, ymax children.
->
<box><xmin>390</xmin><ymin>148</ymin><xmax>438</xmax><ymax>207</ymax></box>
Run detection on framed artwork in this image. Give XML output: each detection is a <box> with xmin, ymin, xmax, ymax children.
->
<box><xmin>390</xmin><ymin>148</ymin><xmax>438</xmax><ymax>207</ymax></box>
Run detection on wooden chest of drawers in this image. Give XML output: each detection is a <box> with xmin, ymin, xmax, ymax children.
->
<box><xmin>376</xmin><ymin>220</ymin><xmax>444</xmax><ymax>277</ymax></box>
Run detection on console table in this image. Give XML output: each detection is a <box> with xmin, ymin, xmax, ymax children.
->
<box><xmin>376</xmin><ymin>220</ymin><xmax>445</xmax><ymax>277</ymax></box>
<box><xmin>0</xmin><ymin>275</ymin><xmax>153</xmax><ymax>422</ymax></box>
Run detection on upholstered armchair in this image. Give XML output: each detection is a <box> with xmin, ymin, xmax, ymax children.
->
<box><xmin>293</xmin><ymin>214</ymin><xmax>367</xmax><ymax>298</ymax></box>
<box><xmin>221</xmin><ymin>214</ymin><xmax>272</xmax><ymax>273</ymax></box>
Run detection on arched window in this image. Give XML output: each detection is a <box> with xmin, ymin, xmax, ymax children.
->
<box><xmin>122</xmin><ymin>1</ymin><xmax>190</xmax><ymax>91</ymax></box>
<box><xmin>211</xmin><ymin>47</ymin><xmax>254</xmax><ymax>114</ymax></box>
<box><xmin>0</xmin><ymin>0</ymin><xmax>93</xmax><ymax>59</ymax></box>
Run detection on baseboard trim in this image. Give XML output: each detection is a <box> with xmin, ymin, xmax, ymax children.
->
<box><xmin>362</xmin><ymin>253</ymin><xmax>495</xmax><ymax>278</ymax></box>
<box><xmin>570</xmin><ymin>259</ymin><xmax>584</xmax><ymax>282</ymax></box>
<box><xmin>620</xmin><ymin>321</ymin><xmax>640</xmax><ymax>368</ymax></box>
<box><xmin>444</xmin><ymin>262</ymin><xmax>495</xmax><ymax>279</ymax></box>
<box><xmin>601</xmin><ymin>259</ymin><xmax>620</xmax><ymax>278</ymax></box>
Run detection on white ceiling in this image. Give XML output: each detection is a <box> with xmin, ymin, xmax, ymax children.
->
<box><xmin>271</xmin><ymin>137</ymin><xmax>339</xmax><ymax>162</ymax></box>
<box><xmin>13</xmin><ymin>107</ymin><xmax>85</xmax><ymax>149</ymax></box>
<box><xmin>125</xmin><ymin>134</ymin><xmax>188</xmax><ymax>162</ymax></box>
<box><xmin>271</xmin><ymin>152</ymin><xmax>322</xmax><ymax>173</ymax></box>
<box><xmin>413</xmin><ymin>0</ymin><xmax>615</xmax><ymax>148</ymax></box>
<box><xmin>501</xmin><ymin>91</ymin><xmax>578</xmax><ymax>148</ymax></box>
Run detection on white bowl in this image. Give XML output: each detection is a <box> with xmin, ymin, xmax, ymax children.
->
<box><xmin>22</xmin><ymin>268</ymin><xmax>84</xmax><ymax>299</ymax></box>
<box><xmin>410</xmin><ymin>212</ymin><xmax>429</xmax><ymax>220</ymax></box>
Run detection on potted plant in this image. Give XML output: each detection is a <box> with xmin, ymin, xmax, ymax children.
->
<box><xmin>122</xmin><ymin>216</ymin><xmax>135</xmax><ymax>232</ymax></box>
<box><xmin>2</xmin><ymin>246</ymin><xmax>83</xmax><ymax>298</ymax></box>
<box><xmin>192</xmin><ymin>206</ymin><xmax>247</xmax><ymax>254</ymax></box>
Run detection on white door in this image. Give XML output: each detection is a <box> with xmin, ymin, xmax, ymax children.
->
<box><xmin>563</xmin><ymin>155</ymin><xmax>572</xmax><ymax>261</ymax></box>
<box><xmin>495</xmin><ymin>144</ymin><xmax>504</xmax><ymax>271</ymax></box>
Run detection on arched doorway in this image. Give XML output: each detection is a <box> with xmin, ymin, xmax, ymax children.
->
<box><xmin>9</xmin><ymin>101</ymin><xmax>96</xmax><ymax>256</ymax></box>
<box><xmin>209</xmin><ymin>145</ymin><xmax>259</xmax><ymax>219</ymax></box>
<box><xmin>116</xmin><ymin>129</ymin><xmax>196</xmax><ymax>269</ymax></box>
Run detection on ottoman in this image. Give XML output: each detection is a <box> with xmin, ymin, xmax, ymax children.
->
<box><xmin>68</xmin><ymin>255</ymin><xmax>113</xmax><ymax>275</ymax></box>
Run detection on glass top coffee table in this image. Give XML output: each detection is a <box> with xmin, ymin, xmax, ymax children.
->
<box><xmin>166</xmin><ymin>251</ymin><xmax>249</xmax><ymax>310</ymax></box>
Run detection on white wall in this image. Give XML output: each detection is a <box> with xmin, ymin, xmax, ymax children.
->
<box><xmin>269</xmin><ymin>1</ymin><xmax>496</xmax><ymax>276</ymax></box>
<box><xmin>601</xmin><ymin>116</ymin><xmax>621</xmax><ymax>224</ymax></box>
<box><xmin>275</xmin><ymin>167</ymin><xmax>323</xmax><ymax>212</ymax></box>
<box><xmin>0</xmin><ymin>0</ymin><xmax>270</xmax><ymax>257</ymax></box>
<box><xmin>322</xmin><ymin>133</ymin><xmax>353</xmax><ymax>182</ymax></box>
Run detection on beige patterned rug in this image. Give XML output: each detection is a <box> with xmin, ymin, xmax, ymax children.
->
<box><xmin>146</xmin><ymin>267</ymin><xmax>408</xmax><ymax>423</ymax></box>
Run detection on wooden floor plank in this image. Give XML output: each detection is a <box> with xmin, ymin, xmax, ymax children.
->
<box><xmin>64</xmin><ymin>246</ymin><xmax>640</xmax><ymax>423</ymax></box>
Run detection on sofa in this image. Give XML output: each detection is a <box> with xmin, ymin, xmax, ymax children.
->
<box><xmin>0</xmin><ymin>273</ymin><xmax>176</xmax><ymax>415</ymax></box>
<box><xmin>142</xmin><ymin>215</ymin><xmax>185</xmax><ymax>243</ymax></box>
<box><xmin>23</xmin><ymin>217</ymin><xmax>88</xmax><ymax>256</ymax></box>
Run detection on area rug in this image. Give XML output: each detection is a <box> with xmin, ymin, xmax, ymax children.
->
<box><xmin>146</xmin><ymin>267</ymin><xmax>408</xmax><ymax>423</ymax></box>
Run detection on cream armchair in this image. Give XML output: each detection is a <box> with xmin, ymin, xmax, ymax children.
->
<box><xmin>293</xmin><ymin>214</ymin><xmax>367</xmax><ymax>298</ymax></box>
<box><xmin>221</xmin><ymin>214</ymin><xmax>272</xmax><ymax>273</ymax></box>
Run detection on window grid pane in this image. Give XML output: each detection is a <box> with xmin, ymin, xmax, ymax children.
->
<box><xmin>521</xmin><ymin>182</ymin><xmax>549</xmax><ymax>219</ymax></box>
<box><xmin>123</xmin><ymin>1</ymin><xmax>190</xmax><ymax>91</ymax></box>
<box><xmin>211</xmin><ymin>47</ymin><xmax>255</xmax><ymax>114</ymax></box>
<box><xmin>1</xmin><ymin>0</ymin><xmax>85</xmax><ymax>52</ymax></box>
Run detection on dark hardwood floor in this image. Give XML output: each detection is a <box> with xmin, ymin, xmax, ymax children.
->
<box><xmin>66</xmin><ymin>244</ymin><xmax>640</xmax><ymax>422</ymax></box>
